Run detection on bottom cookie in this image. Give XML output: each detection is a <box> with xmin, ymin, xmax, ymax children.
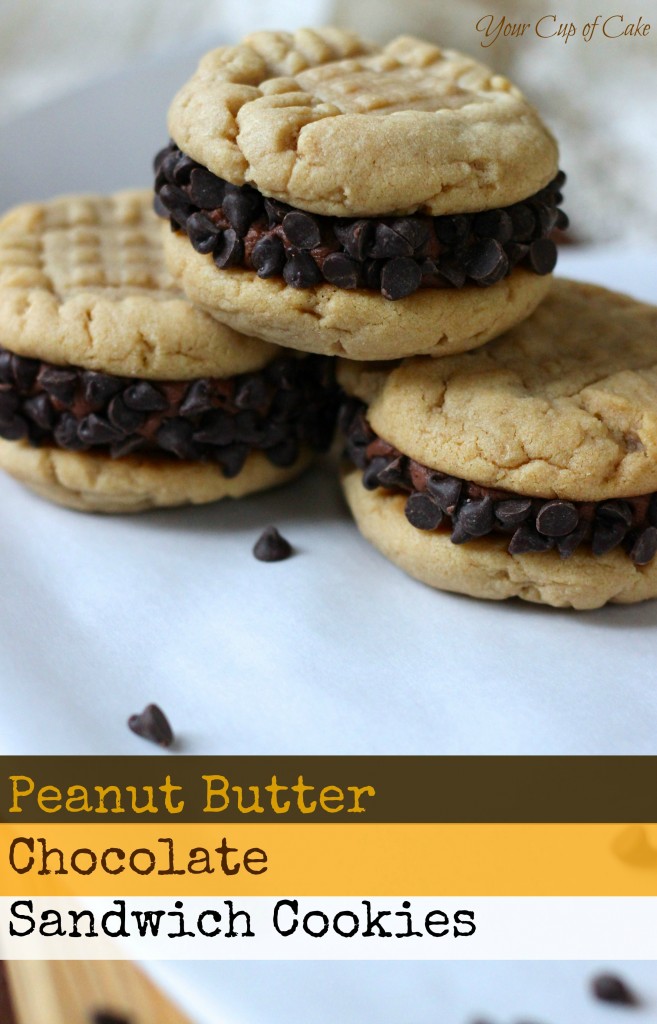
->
<box><xmin>0</xmin><ymin>439</ymin><xmax>312</xmax><ymax>514</ymax></box>
<box><xmin>342</xmin><ymin>467</ymin><xmax>657</xmax><ymax>609</ymax></box>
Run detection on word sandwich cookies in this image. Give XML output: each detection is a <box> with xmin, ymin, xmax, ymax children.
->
<box><xmin>155</xmin><ymin>28</ymin><xmax>565</xmax><ymax>361</ymax></box>
<box><xmin>339</xmin><ymin>281</ymin><xmax>657</xmax><ymax>609</ymax></box>
<box><xmin>0</xmin><ymin>191</ymin><xmax>336</xmax><ymax>512</ymax></box>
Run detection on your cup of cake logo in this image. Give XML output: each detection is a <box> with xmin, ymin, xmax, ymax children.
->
<box><xmin>475</xmin><ymin>13</ymin><xmax>651</xmax><ymax>45</ymax></box>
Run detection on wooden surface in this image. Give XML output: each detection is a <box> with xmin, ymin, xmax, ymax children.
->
<box><xmin>5</xmin><ymin>961</ymin><xmax>195</xmax><ymax>1024</ymax></box>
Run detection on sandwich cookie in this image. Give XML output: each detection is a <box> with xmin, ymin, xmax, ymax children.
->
<box><xmin>0</xmin><ymin>191</ymin><xmax>337</xmax><ymax>513</ymax></box>
<box><xmin>339</xmin><ymin>280</ymin><xmax>657</xmax><ymax>609</ymax></box>
<box><xmin>156</xmin><ymin>28</ymin><xmax>565</xmax><ymax>360</ymax></box>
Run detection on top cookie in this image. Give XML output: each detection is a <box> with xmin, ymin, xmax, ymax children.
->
<box><xmin>0</xmin><ymin>190</ymin><xmax>278</xmax><ymax>379</ymax></box>
<box><xmin>167</xmin><ymin>28</ymin><xmax>558</xmax><ymax>218</ymax></box>
<box><xmin>339</xmin><ymin>280</ymin><xmax>657</xmax><ymax>501</ymax></box>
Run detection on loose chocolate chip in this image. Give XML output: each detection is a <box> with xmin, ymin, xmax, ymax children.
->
<box><xmin>377</xmin><ymin>456</ymin><xmax>408</xmax><ymax>489</ymax></box>
<box><xmin>253</xmin><ymin>526</ymin><xmax>293</xmax><ymax>562</ymax></box>
<box><xmin>426</xmin><ymin>474</ymin><xmax>462</xmax><ymax>513</ymax></box>
<box><xmin>0</xmin><ymin>414</ymin><xmax>28</xmax><ymax>441</ymax></box>
<box><xmin>264</xmin><ymin>197</ymin><xmax>291</xmax><ymax>226</ymax></box>
<box><xmin>434</xmin><ymin>214</ymin><xmax>470</xmax><ymax>246</ymax></box>
<box><xmin>362</xmin><ymin>456</ymin><xmax>389</xmax><ymax>490</ymax></box>
<box><xmin>156</xmin><ymin>419</ymin><xmax>195</xmax><ymax>459</ymax></box>
<box><xmin>216</xmin><ymin>442</ymin><xmax>249</xmax><ymax>477</ymax></box>
<box><xmin>81</xmin><ymin>371</ymin><xmax>123</xmax><ymax>409</ymax></box>
<box><xmin>110</xmin><ymin>436</ymin><xmax>147</xmax><ymax>459</ymax></box>
<box><xmin>235</xmin><ymin>375</ymin><xmax>269</xmax><ymax>411</ymax></box>
<box><xmin>527</xmin><ymin>238</ymin><xmax>557</xmax><ymax>275</ymax></box>
<box><xmin>390</xmin><ymin>217</ymin><xmax>430</xmax><ymax>253</ymax></box>
<box><xmin>405</xmin><ymin>493</ymin><xmax>444</xmax><ymax>530</ymax></box>
<box><xmin>283</xmin><ymin>253</ymin><xmax>323</xmax><ymax>288</ymax></box>
<box><xmin>380</xmin><ymin>257</ymin><xmax>423</xmax><ymax>300</ymax></box>
<box><xmin>464</xmin><ymin>239</ymin><xmax>508</xmax><ymax>282</ymax></box>
<box><xmin>592</xmin><ymin>518</ymin><xmax>627</xmax><ymax>555</ymax></box>
<box><xmin>188</xmin><ymin>167</ymin><xmax>225</xmax><ymax>209</ymax></box>
<box><xmin>122</xmin><ymin>381</ymin><xmax>168</xmax><ymax>412</ymax></box>
<box><xmin>128</xmin><ymin>703</ymin><xmax>174</xmax><ymax>748</ymax></box>
<box><xmin>185</xmin><ymin>212</ymin><xmax>220</xmax><ymax>254</ymax></box>
<box><xmin>78</xmin><ymin>414</ymin><xmax>124</xmax><ymax>446</ymax></box>
<box><xmin>473</xmin><ymin>209</ymin><xmax>513</xmax><ymax>244</ymax></box>
<box><xmin>214</xmin><ymin>229</ymin><xmax>244</xmax><ymax>269</ymax></box>
<box><xmin>0</xmin><ymin>388</ymin><xmax>19</xmax><ymax>421</ymax></box>
<box><xmin>591</xmin><ymin>973</ymin><xmax>638</xmax><ymax>1006</ymax></box>
<box><xmin>180</xmin><ymin>379</ymin><xmax>215</xmax><ymax>416</ymax></box>
<box><xmin>37</xmin><ymin>365</ymin><xmax>78</xmax><ymax>405</ymax></box>
<box><xmin>23</xmin><ymin>393</ymin><xmax>56</xmax><ymax>430</ymax></box>
<box><xmin>370</xmin><ymin>223</ymin><xmax>414</xmax><ymax>259</ymax></box>
<box><xmin>535</xmin><ymin>499</ymin><xmax>579</xmax><ymax>537</ymax></box>
<box><xmin>598</xmin><ymin>499</ymin><xmax>633</xmax><ymax>527</ymax></box>
<box><xmin>108</xmin><ymin>394</ymin><xmax>147</xmax><ymax>434</ymax></box>
<box><xmin>252</xmin><ymin>235</ymin><xmax>286</xmax><ymax>278</ymax></box>
<box><xmin>334</xmin><ymin>219</ymin><xmax>375</xmax><ymax>260</ymax></box>
<box><xmin>266</xmin><ymin>437</ymin><xmax>299</xmax><ymax>467</ymax></box>
<box><xmin>54</xmin><ymin>413</ymin><xmax>86</xmax><ymax>450</ymax></box>
<box><xmin>283</xmin><ymin>210</ymin><xmax>322</xmax><ymax>250</ymax></box>
<box><xmin>11</xmin><ymin>354</ymin><xmax>40</xmax><ymax>390</ymax></box>
<box><xmin>495</xmin><ymin>497</ymin><xmax>532</xmax><ymax>526</ymax></box>
<box><xmin>629</xmin><ymin>525</ymin><xmax>657</xmax><ymax>566</ymax></box>
<box><xmin>455</xmin><ymin>496</ymin><xmax>495</xmax><ymax>537</ymax></box>
<box><xmin>0</xmin><ymin>351</ymin><xmax>13</xmax><ymax>383</ymax></box>
<box><xmin>557</xmin><ymin>520</ymin><xmax>589</xmax><ymax>559</ymax></box>
<box><xmin>322</xmin><ymin>253</ymin><xmax>360</xmax><ymax>289</ymax></box>
<box><xmin>508</xmin><ymin>523</ymin><xmax>555</xmax><ymax>554</ymax></box>
<box><xmin>223</xmin><ymin>189</ymin><xmax>262</xmax><ymax>237</ymax></box>
<box><xmin>436</xmin><ymin>258</ymin><xmax>466</xmax><ymax>288</ymax></box>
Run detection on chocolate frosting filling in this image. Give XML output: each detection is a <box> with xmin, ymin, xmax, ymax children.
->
<box><xmin>341</xmin><ymin>399</ymin><xmax>657</xmax><ymax>566</ymax></box>
<box><xmin>154</xmin><ymin>142</ymin><xmax>567</xmax><ymax>301</ymax></box>
<box><xmin>0</xmin><ymin>346</ymin><xmax>338</xmax><ymax>478</ymax></box>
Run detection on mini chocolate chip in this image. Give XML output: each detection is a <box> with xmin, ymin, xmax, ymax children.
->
<box><xmin>78</xmin><ymin>414</ymin><xmax>124</xmax><ymax>446</ymax></box>
<box><xmin>508</xmin><ymin>523</ymin><xmax>555</xmax><ymax>554</ymax></box>
<box><xmin>264</xmin><ymin>197</ymin><xmax>291</xmax><ymax>226</ymax></box>
<box><xmin>535</xmin><ymin>500</ymin><xmax>579</xmax><ymax>537</ymax></box>
<box><xmin>92</xmin><ymin>1013</ymin><xmax>132</xmax><ymax>1024</ymax></box>
<box><xmin>649</xmin><ymin>494</ymin><xmax>657</xmax><ymax>527</ymax></box>
<box><xmin>235</xmin><ymin>376</ymin><xmax>269</xmax><ymax>410</ymax></box>
<box><xmin>283</xmin><ymin>211</ymin><xmax>322</xmax><ymax>250</ymax></box>
<box><xmin>553</xmin><ymin>170</ymin><xmax>567</xmax><ymax>189</ymax></box>
<box><xmin>378</xmin><ymin>456</ymin><xmax>408</xmax><ymax>489</ymax></box>
<box><xmin>405</xmin><ymin>493</ymin><xmax>444</xmax><ymax>530</ymax></box>
<box><xmin>252</xmin><ymin>235</ymin><xmax>286</xmax><ymax>278</ymax></box>
<box><xmin>334</xmin><ymin>219</ymin><xmax>375</xmax><ymax>260</ymax></box>
<box><xmin>214</xmin><ymin>229</ymin><xmax>244</xmax><ymax>269</ymax></box>
<box><xmin>591</xmin><ymin>973</ymin><xmax>638</xmax><ymax>1006</ymax></box>
<box><xmin>172</xmin><ymin>154</ymin><xmax>198</xmax><ymax>185</ymax></box>
<box><xmin>322</xmin><ymin>253</ymin><xmax>360</xmax><ymax>289</ymax></box>
<box><xmin>81</xmin><ymin>371</ymin><xmax>123</xmax><ymax>408</ymax></box>
<box><xmin>180</xmin><ymin>379</ymin><xmax>215</xmax><ymax>416</ymax></box>
<box><xmin>531</xmin><ymin>200</ymin><xmax>558</xmax><ymax>236</ymax></box>
<box><xmin>108</xmin><ymin>394</ymin><xmax>147</xmax><ymax>434</ymax></box>
<box><xmin>110</xmin><ymin>436</ymin><xmax>147</xmax><ymax>459</ymax></box>
<box><xmin>455</xmin><ymin>497</ymin><xmax>495</xmax><ymax>537</ymax></box>
<box><xmin>504</xmin><ymin>242</ymin><xmax>530</xmax><ymax>268</ymax></box>
<box><xmin>23</xmin><ymin>393</ymin><xmax>56</xmax><ymax>430</ymax></box>
<box><xmin>122</xmin><ymin>381</ymin><xmax>168</xmax><ymax>412</ymax></box>
<box><xmin>390</xmin><ymin>217</ymin><xmax>430</xmax><ymax>252</ymax></box>
<box><xmin>266</xmin><ymin>437</ymin><xmax>299</xmax><ymax>467</ymax></box>
<box><xmin>234</xmin><ymin>411</ymin><xmax>265</xmax><ymax>445</ymax></box>
<box><xmin>186</xmin><ymin>212</ymin><xmax>220</xmax><ymax>254</ymax></box>
<box><xmin>426</xmin><ymin>474</ymin><xmax>462</xmax><ymax>513</ymax></box>
<box><xmin>128</xmin><ymin>703</ymin><xmax>174</xmax><ymax>748</ymax></box>
<box><xmin>253</xmin><ymin>526</ymin><xmax>293</xmax><ymax>562</ymax></box>
<box><xmin>597</xmin><ymin>499</ymin><xmax>633</xmax><ymax>527</ymax></box>
<box><xmin>159</xmin><ymin>150</ymin><xmax>180</xmax><ymax>184</ymax></box>
<box><xmin>528</xmin><ymin>238</ymin><xmax>557</xmax><ymax>275</ymax></box>
<box><xmin>362</xmin><ymin>259</ymin><xmax>382</xmax><ymax>290</ymax></box>
<box><xmin>188</xmin><ymin>167</ymin><xmax>225</xmax><ymax>209</ymax></box>
<box><xmin>450</xmin><ymin>519</ymin><xmax>472</xmax><ymax>544</ymax></box>
<box><xmin>508</xmin><ymin>204</ymin><xmax>536</xmax><ymax>242</ymax></box>
<box><xmin>495</xmin><ymin>497</ymin><xmax>532</xmax><ymax>526</ymax></box>
<box><xmin>362</xmin><ymin>456</ymin><xmax>389</xmax><ymax>490</ymax></box>
<box><xmin>370</xmin><ymin>223</ymin><xmax>414</xmax><ymax>259</ymax></box>
<box><xmin>54</xmin><ymin>413</ymin><xmax>86</xmax><ymax>450</ymax></box>
<box><xmin>0</xmin><ymin>351</ymin><xmax>13</xmax><ymax>383</ymax></box>
<box><xmin>283</xmin><ymin>253</ymin><xmax>323</xmax><ymax>288</ymax></box>
<box><xmin>159</xmin><ymin>184</ymin><xmax>194</xmax><ymax>227</ymax></box>
<box><xmin>223</xmin><ymin>189</ymin><xmax>262</xmax><ymax>237</ymax></box>
<box><xmin>11</xmin><ymin>354</ymin><xmax>40</xmax><ymax>390</ymax></box>
<box><xmin>592</xmin><ymin>518</ymin><xmax>627</xmax><ymax>555</ymax></box>
<box><xmin>153</xmin><ymin>142</ymin><xmax>174</xmax><ymax>174</ymax></box>
<box><xmin>473</xmin><ymin>209</ymin><xmax>513</xmax><ymax>244</ymax></box>
<box><xmin>0</xmin><ymin>414</ymin><xmax>28</xmax><ymax>441</ymax></box>
<box><xmin>629</xmin><ymin>525</ymin><xmax>657</xmax><ymax>566</ymax></box>
<box><xmin>156</xmin><ymin>418</ymin><xmax>195</xmax><ymax>459</ymax></box>
<box><xmin>381</xmin><ymin>258</ymin><xmax>423</xmax><ymax>300</ymax></box>
<box><xmin>0</xmin><ymin>388</ymin><xmax>19</xmax><ymax>421</ymax></box>
<box><xmin>555</xmin><ymin>209</ymin><xmax>570</xmax><ymax>231</ymax></box>
<box><xmin>37</xmin><ymin>365</ymin><xmax>78</xmax><ymax>405</ymax></box>
<box><xmin>557</xmin><ymin>519</ymin><xmax>589</xmax><ymax>559</ymax></box>
<box><xmin>434</xmin><ymin>214</ymin><xmax>470</xmax><ymax>246</ymax></box>
<box><xmin>464</xmin><ymin>239</ymin><xmax>508</xmax><ymax>282</ymax></box>
<box><xmin>216</xmin><ymin>442</ymin><xmax>249</xmax><ymax>476</ymax></box>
